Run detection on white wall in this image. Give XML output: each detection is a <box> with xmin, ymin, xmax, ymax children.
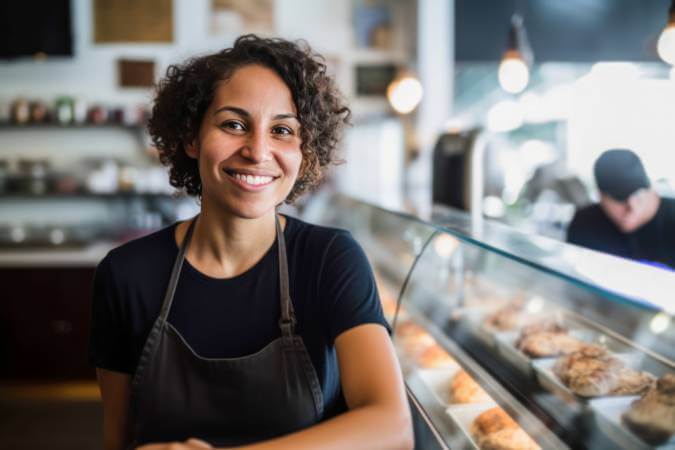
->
<box><xmin>0</xmin><ymin>0</ymin><xmax>418</xmax><ymax>213</ymax></box>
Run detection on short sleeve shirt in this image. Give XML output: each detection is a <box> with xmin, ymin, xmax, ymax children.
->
<box><xmin>88</xmin><ymin>215</ymin><xmax>389</xmax><ymax>419</ymax></box>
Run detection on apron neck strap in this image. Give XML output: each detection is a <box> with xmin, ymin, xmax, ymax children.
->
<box><xmin>276</xmin><ymin>213</ymin><xmax>296</xmax><ymax>337</ymax></box>
<box><xmin>159</xmin><ymin>213</ymin><xmax>296</xmax><ymax>337</ymax></box>
<box><xmin>160</xmin><ymin>215</ymin><xmax>197</xmax><ymax>320</ymax></box>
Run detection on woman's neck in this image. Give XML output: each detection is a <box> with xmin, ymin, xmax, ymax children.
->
<box><xmin>179</xmin><ymin>204</ymin><xmax>282</xmax><ymax>279</ymax></box>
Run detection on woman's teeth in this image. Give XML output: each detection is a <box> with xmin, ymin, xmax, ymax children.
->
<box><xmin>232</xmin><ymin>173</ymin><xmax>273</xmax><ymax>185</ymax></box>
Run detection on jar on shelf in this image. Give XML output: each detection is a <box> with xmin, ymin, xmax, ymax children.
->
<box><xmin>54</xmin><ymin>96</ymin><xmax>74</xmax><ymax>125</ymax></box>
<box><xmin>11</xmin><ymin>98</ymin><xmax>30</xmax><ymax>124</ymax></box>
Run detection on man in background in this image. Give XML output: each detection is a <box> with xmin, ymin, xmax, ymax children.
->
<box><xmin>567</xmin><ymin>149</ymin><xmax>675</xmax><ymax>269</ymax></box>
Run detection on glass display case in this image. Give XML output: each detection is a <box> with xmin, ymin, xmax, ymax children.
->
<box><xmin>310</xmin><ymin>194</ymin><xmax>675</xmax><ymax>450</ymax></box>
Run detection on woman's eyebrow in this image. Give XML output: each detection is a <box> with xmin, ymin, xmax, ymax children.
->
<box><xmin>214</xmin><ymin>106</ymin><xmax>298</xmax><ymax>122</ymax></box>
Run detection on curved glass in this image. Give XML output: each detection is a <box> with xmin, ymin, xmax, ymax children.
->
<box><xmin>311</xmin><ymin>193</ymin><xmax>675</xmax><ymax>450</ymax></box>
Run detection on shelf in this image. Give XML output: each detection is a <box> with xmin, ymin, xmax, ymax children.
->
<box><xmin>0</xmin><ymin>192</ymin><xmax>183</xmax><ymax>200</ymax></box>
<box><xmin>0</xmin><ymin>123</ymin><xmax>145</xmax><ymax>130</ymax></box>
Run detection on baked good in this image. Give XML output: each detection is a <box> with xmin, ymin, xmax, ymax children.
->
<box><xmin>518</xmin><ymin>318</ymin><xmax>568</xmax><ymax>337</ymax></box>
<box><xmin>395</xmin><ymin>321</ymin><xmax>435</xmax><ymax>358</ymax></box>
<box><xmin>470</xmin><ymin>406</ymin><xmax>541</xmax><ymax>450</ymax></box>
<box><xmin>553</xmin><ymin>345</ymin><xmax>654</xmax><ymax>397</ymax></box>
<box><xmin>516</xmin><ymin>331</ymin><xmax>585</xmax><ymax>358</ymax></box>
<box><xmin>612</xmin><ymin>367</ymin><xmax>656</xmax><ymax>396</ymax></box>
<box><xmin>471</xmin><ymin>407</ymin><xmax>517</xmax><ymax>437</ymax></box>
<box><xmin>450</xmin><ymin>369</ymin><xmax>492</xmax><ymax>404</ymax></box>
<box><xmin>622</xmin><ymin>373</ymin><xmax>675</xmax><ymax>444</ymax></box>
<box><xmin>479</xmin><ymin>427</ymin><xmax>541</xmax><ymax>450</ymax></box>
<box><xmin>417</xmin><ymin>344</ymin><xmax>456</xmax><ymax>368</ymax></box>
<box><xmin>483</xmin><ymin>301</ymin><xmax>541</xmax><ymax>331</ymax></box>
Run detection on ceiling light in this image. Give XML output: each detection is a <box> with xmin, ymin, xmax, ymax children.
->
<box><xmin>498</xmin><ymin>14</ymin><xmax>533</xmax><ymax>94</ymax></box>
<box><xmin>658</xmin><ymin>0</ymin><xmax>675</xmax><ymax>65</ymax></box>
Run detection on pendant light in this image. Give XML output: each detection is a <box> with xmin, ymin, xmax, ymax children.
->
<box><xmin>498</xmin><ymin>13</ymin><xmax>533</xmax><ymax>94</ymax></box>
<box><xmin>657</xmin><ymin>0</ymin><xmax>675</xmax><ymax>65</ymax></box>
<box><xmin>387</xmin><ymin>73</ymin><xmax>423</xmax><ymax>114</ymax></box>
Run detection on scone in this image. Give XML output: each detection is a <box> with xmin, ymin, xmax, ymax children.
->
<box><xmin>471</xmin><ymin>407</ymin><xmax>541</xmax><ymax>450</ymax></box>
<box><xmin>516</xmin><ymin>331</ymin><xmax>585</xmax><ymax>358</ymax></box>
<box><xmin>553</xmin><ymin>345</ymin><xmax>623</xmax><ymax>396</ymax></box>
<box><xmin>395</xmin><ymin>321</ymin><xmax>435</xmax><ymax>358</ymax></box>
<box><xmin>450</xmin><ymin>370</ymin><xmax>492</xmax><ymax>404</ymax></box>
<box><xmin>612</xmin><ymin>366</ymin><xmax>655</xmax><ymax>396</ymax></box>
<box><xmin>470</xmin><ymin>406</ymin><xmax>517</xmax><ymax>439</ymax></box>
<box><xmin>553</xmin><ymin>345</ymin><xmax>653</xmax><ymax>397</ymax></box>
<box><xmin>480</xmin><ymin>427</ymin><xmax>541</xmax><ymax>450</ymax></box>
<box><xmin>622</xmin><ymin>373</ymin><xmax>675</xmax><ymax>444</ymax></box>
<box><xmin>417</xmin><ymin>344</ymin><xmax>456</xmax><ymax>368</ymax></box>
<box><xmin>483</xmin><ymin>301</ymin><xmax>541</xmax><ymax>332</ymax></box>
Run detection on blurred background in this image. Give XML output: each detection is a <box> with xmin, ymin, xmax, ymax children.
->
<box><xmin>1</xmin><ymin>0</ymin><xmax>674</xmax><ymax>448</ymax></box>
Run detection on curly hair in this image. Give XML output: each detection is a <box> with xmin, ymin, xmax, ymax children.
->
<box><xmin>148</xmin><ymin>34</ymin><xmax>351</xmax><ymax>203</ymax></box>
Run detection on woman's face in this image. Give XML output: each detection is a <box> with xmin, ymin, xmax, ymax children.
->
<box><xmin>188</xmin><ymin>64</ymin><xmax>303</xmax><ymax>219</ymax></box>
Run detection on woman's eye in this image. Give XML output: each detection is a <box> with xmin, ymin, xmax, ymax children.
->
<box><xmin>221</xmin><ymin>121</ymin><xmax>245</xmax><ymax>131</ymax></box>
<box><xmin>273</xmin><ymin>126</ymin><xmax>293</xmax><ymax>136</ymax></box>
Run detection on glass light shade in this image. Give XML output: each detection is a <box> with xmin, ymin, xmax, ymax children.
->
<box><xmin>387</xmin><ymin>76</ymin><xmax>423</xmax><ymax>114</ymax></box>
<box><xmin>498</xmin><ymin>51</ymin><xmax>530</xmax><ymax>94</ymax></box>
<box><xmin>658</xmin><ymin>24</ymin><xmax>675</xmax><ymax>65</ymax></box>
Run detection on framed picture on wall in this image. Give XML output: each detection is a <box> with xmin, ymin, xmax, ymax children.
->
<box><xmin>355</xmin><ymin>64</ymin><xmax>397</xmax><ymax>97</ymax></box>
<box><xmin>353</xmin><ymin>0</ymin><xmax>394</xmax><ymax>50</ymax></box>
<box><xmin>210</xmin><ymin>0</ymin><xmax>274</xmax><ymax>35</ymax></box>
<box><xmin>94</xmin><ymin>0</ymin><xmax>173</xmax><ymax>43</ymax></box>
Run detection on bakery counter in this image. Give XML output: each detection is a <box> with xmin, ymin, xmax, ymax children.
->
<box><xmin>0</xmin><ymin>241</ymin><xmax>115</xmax><ymax>268</ymax></box>
<box><xmin>312</xmin><ymin>194</ymin><xmax>675</xmax><ymax>450</ymax></box>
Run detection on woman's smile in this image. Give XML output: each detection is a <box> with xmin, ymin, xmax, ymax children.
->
<box><xmin>223</xmin><ymin>168</ymin><xmax>280</xmax><ymax>191</ymax></box>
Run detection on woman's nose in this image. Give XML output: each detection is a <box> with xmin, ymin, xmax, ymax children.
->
<box><xmin>241</xmin><ymin>130</ymin><xmax>272</xmax><ymax>163</ymax></box>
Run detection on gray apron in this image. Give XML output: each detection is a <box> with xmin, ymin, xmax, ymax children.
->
<box><xmin>128</xmin><ymin>215</ymin><xmax>324</xmax><ymax>447</ymax></box>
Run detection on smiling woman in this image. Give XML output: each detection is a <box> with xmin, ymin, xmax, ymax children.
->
<box><xmin>89</xmin><ymin>34</ymin><xmax>413</xmax><ymax>450</ymax></box>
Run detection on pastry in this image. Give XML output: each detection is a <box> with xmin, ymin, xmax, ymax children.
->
<box><xmin>483</xmin><ymin>301</ymin><xmax>541</xmax><ymax>331</ymax></box>
<box><xmin>516</xmin><ymin>331</ymin><xmax>585</xmax><ymax>358</ymax></box>
<box><xmin>553</xmin><ymin>345</ymin><xmax>654</xmax><ymax>397</ymax></box>
<box><xmin>612</xmin><ymin>366</ymin><xmax>656</xmax><ymax>396</ymax></box>
<box><xmin>417</xmin><ymin>344</ymin><xmax>455</xmax><ymax>368</ymax></box>
<box><xmin>518</xmin><ymin>318</ymin><xmax>568</xmax><ymax>337</ymax></box>
<box><xmin>470</xmin><ymin>406</ymin><xmax>541</xmax><ymax>450</ymax></box>
<box><xmin>623</xmin><ymin>373</ymin><xmax>675</xmax><ymax>444</ymax></box>
<box><xmin>395</xmin><ymin>321</ymin><xmax>435</xmax><ymax>358</ymax></box>
<box><xmin>479</xmin><ymin>427</ymin><xmax>541</xmax><ymax>450</ymax></box>
<box><xmin>450</xmin><ymin>369</ymin><xmax>492</xmax><ymax>404</ymax></box>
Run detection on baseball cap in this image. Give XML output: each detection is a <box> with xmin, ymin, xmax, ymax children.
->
<box><xmin>593</xmin><ymin>149</ymin><xmax>650</xmax><ymax>201</ymax></box>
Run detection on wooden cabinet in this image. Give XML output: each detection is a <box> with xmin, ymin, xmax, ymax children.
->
<box><xmin>0</xmin><ymin>267</ymin><xmax>96</xmax><ymax>380</ymax></box>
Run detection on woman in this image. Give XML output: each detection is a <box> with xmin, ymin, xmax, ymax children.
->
<box><xmin>89</xmin><ymin>35</ymin><xmax>413</xmax><ymax>450</ymax></box>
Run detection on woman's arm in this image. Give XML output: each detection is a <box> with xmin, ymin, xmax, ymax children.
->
<box><xmin>97</xmin><ymin>368</ymin><xmax>133</xmax><ymax>450</ymax></box>
<box><xmin>233</xmin><ymin>323</ymin><xmax>413</xmax><ymax>450</ymax></box>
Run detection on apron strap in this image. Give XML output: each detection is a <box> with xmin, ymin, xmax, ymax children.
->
<box><xmin>159</xmin><ymin>213</ymin><xmax>295</xmax><ymax>336</ymax></box>
<box><xmin>276</xmin><ymin>214</ymin><xmax>296</xmax><ymax>337</ymax></box>
<box><xmin>159</xmin><ymin>216</ymin><xmax>197</xmax><ymax>321</ymax></box>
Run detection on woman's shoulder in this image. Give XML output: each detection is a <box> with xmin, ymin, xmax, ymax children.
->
<box><xmin>285</xmin><ymin>215</ymin><xmax>356</xmax><ymax>253</ymax></box>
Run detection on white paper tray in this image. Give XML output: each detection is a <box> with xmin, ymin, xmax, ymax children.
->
<box><xmin>590</xmin><ymin>396</ymin><xmax>675</xmax><ymax>450</ymax></box>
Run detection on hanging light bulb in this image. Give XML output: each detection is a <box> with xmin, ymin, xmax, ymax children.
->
<box><xmin>387</xmin><ymin>74</ymin><xmax>423</xmax><ymax>114</ymax></box>
<box><xmin>657</xmin><ymin>0</ymin><xmax>675</xmax><ymax>65</ymax></box>
<box><xmin>498</xmin><ymin>14</ymin><xmax>533</xmax><ymax>94</ymax></box>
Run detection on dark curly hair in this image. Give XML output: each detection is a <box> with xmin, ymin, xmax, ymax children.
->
<box><xmin>148</xmin><ymin>34</ymin><xmax>351</xmax><ymax>203</ymax></box>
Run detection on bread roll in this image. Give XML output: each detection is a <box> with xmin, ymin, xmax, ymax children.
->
<box><xmin>417</xmin><ymin>344</ymin><xmax>455</xmax><ymax>368</ymax></box>
<box><xmin>470</xmin><ymin>406</ymin><xmax>541</xmax><ymax>450</ymax></box>
<box><xmin>450</xmin><ymin>369</ymin><xmax>492</xmax><ymax>404</ymax></box>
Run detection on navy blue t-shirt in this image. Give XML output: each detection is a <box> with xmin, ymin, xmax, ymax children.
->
<box><xmin>88</xmin><ymin>215</ymin><xmax>388</xmax><ymax>418</ymax></box>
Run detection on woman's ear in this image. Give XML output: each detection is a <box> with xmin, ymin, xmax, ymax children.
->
<box><xmin>185</xmin><ymin>141</ymin><xmax>199</xmax><ymax>159</ymax></box>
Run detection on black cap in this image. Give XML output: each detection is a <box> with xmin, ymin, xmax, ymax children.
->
<box><xmin>593</xmin><ymin>149</ymin><xmax>650</xmax><ymax>201</ymax></box>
